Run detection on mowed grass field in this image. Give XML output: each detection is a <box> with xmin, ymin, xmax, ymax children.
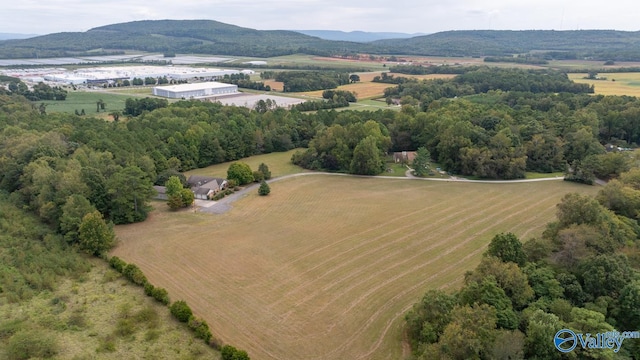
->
<box><xmin>184</xmin><ymin>149</ymin><xmax>306</xmax><ymax>178</ymax></box>
<box><xmin>112</xmin><ymin>176</ymin><xmax>597</xmax><ymax>360</ymax></box>
<box><xmin>569</xmin><ymin>73</ymin><xmax>640</xmax><ymax>96</ymax></box>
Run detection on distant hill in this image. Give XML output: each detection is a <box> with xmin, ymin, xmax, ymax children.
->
<box><xmin>4</xmin><ymin>21</ymin><xmax>640</xmax><ymax>61</ymax></box>
<box><xmin>294</xmin><ymin>30</ymin><xmax>426</xmax><ymax>42</ymax></box>
<box><xmin>0</xmin><ymin>19</ymin><xmax>371</xmax><ymax>59</ymax></box>
<box><xmin>372</xmin><ymin>30</ymin><xmax>640</xmax><ymax>60</ymax></box>
<box><xmin>0</xmin><ymin>33</ymin><xmax>38</xmax><ymax>40</ymax></box>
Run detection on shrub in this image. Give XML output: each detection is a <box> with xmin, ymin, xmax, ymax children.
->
<box><xmin>144</xmin><ymin>282</ymin><xmax>155</xmax><ymax>296</ymax></box>
<box><xmin>122</xmin><ymin>264</ymin><xmax>147</xmax><ymax>285</ymax></box>
<box><xmin>221</xmin><ymin>345</ymin><xmax>250</xmax><ymax>360</ymax></box>
<box><xmin>252</xmin><ymin>171</ymin><xmax>264</xmax><ymax>182</ymax></box>
<box><xmin>108</xmin><ymin>256</ymin><xmax>127</xmax><ymax>273</ymax></box>
<box><xmin>188</xmin><ymin>316</ymin><xmax>213</xmax><ymax>343</ymax></box>
<box><xmin>151</xmin><ymin>287</ymin><xmax>170</xmax><ymax>305</ymax></box>
<box><xmin>169</xmin><ymin>300</ymin><xmax>193</xmax><ymax>323</ymax></box>
<box><xmin>6</xmin><ymin>330</ymin><xmax>58</xmax><ymax>359</ymax></box>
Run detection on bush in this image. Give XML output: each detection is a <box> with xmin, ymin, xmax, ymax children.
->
<box><xmin>170</xmin><ymin>300</ymin><xmax>193</xmax><ymax>323</ymax></box>
<box><xmin>108</xmin><ymin>256</ymin><xmax>127</xmax><ymax>273</ymax></box>
<box><xmin>252</xmin><ymin>171</ymin><xmax>264</xmax><ymax>182</ymax></box>
<box><xmin>122</xmin><ymin>264</ymin><xmax>147</xmax><ymax>285</ymax></box>
<box><xmin>144</xmin><ymin>282</ymin><xmax>155</xmax><ymax>296</ymax></box>
<box><xmin>188</xmin><ymin>316</ymin><xmax>213</xmax><ymax>343</ymax></box>
<box><xmin>6</xmin><ymin>330</ymin><xmax>58</xmax><ymax>359</ymax></box>
<box><xmin>151</xmin><ymin>287</ymin><xmax>170</xmax><ymax>305</ymax></box>
<box><xmin>221</xmin><ymin>345</ymin><xmax>250</xmax><ymax>360</ymax></box>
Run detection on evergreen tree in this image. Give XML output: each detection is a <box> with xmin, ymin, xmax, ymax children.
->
<box><xmin>258</xmin><ymin>180</ymin><xmax>271</xmax><ymax>196</ymax></box>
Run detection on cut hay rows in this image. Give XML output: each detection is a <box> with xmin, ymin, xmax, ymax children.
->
<box><xmin>113</xmin><ymin>176</ymin><xmax>597</xmax><ymax>359</ymax></box>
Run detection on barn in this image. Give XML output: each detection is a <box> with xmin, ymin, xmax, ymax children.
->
<box><xmin>152</xmin><ymin>82</ymin><xmax>239</xmax><ymax>99</ymax></box>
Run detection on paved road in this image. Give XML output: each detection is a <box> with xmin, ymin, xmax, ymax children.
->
<box><xmin>198</xmin><ymin>171</ymin><xmax>567</xmax><ymax>214</ymax></box>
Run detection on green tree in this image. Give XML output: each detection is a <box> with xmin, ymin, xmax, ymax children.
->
<box><xmin>438</xmin><ymin>304</ymin><xmax>498</xmax><ymax>359</ymax></box>
<box><xmin>107</xmin><ymin>166</ymin><xmax>155</xmax><ymax>224</ymax></box>
<box><xmin>350</xmin><ymin>136</ymin><xmax>384</xmax><ymax>175</ymax></box>
<box><xmin>349</xmin><ymin>74</ymin><xmax>360</xmax><ymax>83</ymax></box>
<box><xmin>258</xmin><ymin>180</ymin><xmax>271</xmax><ymax>196</ymax></box>
<box><xmin>486</xmin><ymin>232</ymin><xmax>527</xmax><ymax>267</ymax></box>
<box><xmin>60</xmin><ymin>194</ymin><xmax>96</xmax><ymax>244</ymax></box>
<box><xmin>258</xmin><ymin>163</ymin><xmax>272</xmax><ymax>180</ymax></box>
<box><xmin>227</xmin><ymin>162</ymin><xmax>254</xmax><ymax>185</ymax></box>
<box><xmin>165</xmin><ymin>176</ymin><xmax>183</xmax><ymax>197</ymax></box>
<box><xmin>405</xmin><ymin>289</ymin><xmax>456</xmax><ymax>350</ymax></box>
<box><xmin>179</xmin><ymin>188</ymin><xmax>194</xmax><ymax>207</ymax></box>
<box><xmin>524</xmin><ymin>310</ymin><xmax>563</xmax><ymax>360</ymax></box>
<box><xmin>617</xmin><ymin>280</ymin><xmax>640</xmax><ymax>330</ymax></box>
<box><xmin>412</xmin><ymin>147</ymin><xmax>431</xmax><ymax>177</ymax></box>
<box><xmin>459</xmin><ymin>276</ymin><xmax>519</xmax><ymax>329</ymax></box>
<box><xmin>78</xmin><ymin>210</ymin><xmax>116</xmax><ymax>256</ymax></box>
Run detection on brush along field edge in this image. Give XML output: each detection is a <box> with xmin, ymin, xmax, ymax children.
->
<box><xmin>112</xmin><ymin>176</ymin><xmax>597</xmax><ymax>360</ymax></box>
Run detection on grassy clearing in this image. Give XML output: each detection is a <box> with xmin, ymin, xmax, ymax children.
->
<box><xmin>568</xmin><ymin>73</ymin><xmax>640</xmax><ymax>96</ymax></box>
<box><xmin>39</xmin><ymin>90</ymin><xmax>133</xmax><ymax>114</ymax></box>
<box><xmin>112</xmin><ymin>176</ymin><xmax>597</xmax><ymax>360</ymax></box>
<box><xmin>0</xmin><ymin>258</ymin><xmax>218</xmax><ymax>359</ymax></box>
<box><xmin>184</xmin><ymin>149</ymin><xmax>306</xmax><ymax>179</ymax></box>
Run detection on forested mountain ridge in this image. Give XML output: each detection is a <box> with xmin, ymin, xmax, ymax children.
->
<box><xmin>4</xmin><ymin>20</ymin><xmax>640</xmax><ymax>60</ymax></box>
<box><xmin>372</xmin><ymin>30</ymin><xmax>640</xmax><ymax>60</ymax></box>
<box><xmin>0</xmin><ymin>19</ymin><xmax>371</xmax><ymax>59</ymax></box>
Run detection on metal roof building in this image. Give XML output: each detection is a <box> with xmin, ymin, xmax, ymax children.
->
<box><xmin>152</xmin><ymin>82</ymin><xmax>239</xmax><ymax>99</ymax></box>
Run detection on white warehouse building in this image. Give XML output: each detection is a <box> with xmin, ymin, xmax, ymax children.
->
<box><xmin>152</xmin><ymin>82</ymin><xmax>239</xmax><ymax>99</ymax></box>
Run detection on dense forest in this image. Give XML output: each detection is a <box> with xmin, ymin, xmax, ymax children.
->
<box><xmin>406</xmin><ymin>175</ymin><xmax>640</xmax><ymax>359</ymax></box>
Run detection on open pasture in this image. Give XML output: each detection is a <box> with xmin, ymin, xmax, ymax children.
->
<box><xmin>112</xmin><ymin>176</ymin><xmax>597</xmax><ymax>360</ymax></box>
<box><xmin>41</xmin><ymin>90</ymin><xmax>133</xmax><ymax>114</ymax></box>
<box><xmin>569</xmin><ymin>73</ymin><xmax>640</xmax><ymax>97</ymax></box>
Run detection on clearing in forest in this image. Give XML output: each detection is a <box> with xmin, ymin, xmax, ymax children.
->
<box><xmin>113</xmin><ymin>176</ymin><xmax>597</xmax><ymax>360</ymax></box>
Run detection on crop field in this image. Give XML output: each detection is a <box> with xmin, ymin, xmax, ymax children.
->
<box><xmin>569</xmin><ymin>73</ymin><xmax>640</xmax><ymax>96</ymax></box>
<box><xmin>112</xmin><ymin>175</ymin><xmax>597</xmax><ymax>360</ymax></box>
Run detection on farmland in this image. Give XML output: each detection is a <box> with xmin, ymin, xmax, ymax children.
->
<box><xmin>112</xmin><ymin>175</ymin><xmax>598</xmax><ymax>360</ymax></box>
<box><xmin>569</xmin><ymin>72</ymin><xmax>640</xmax><ymax>97</ymax></box>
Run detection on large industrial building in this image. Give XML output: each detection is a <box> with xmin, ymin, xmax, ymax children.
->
<box><xmin>152</xmin><ymin>82</ymin><xmax>239</xmax><ymax>99</ymax></box>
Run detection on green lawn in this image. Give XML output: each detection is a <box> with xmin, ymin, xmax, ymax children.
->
<box><xmin>40</xmin><ymin>90</ymin><xmax>134</xmax><ymax>114</ymax></box>
<box><xmin>184</xmin><ymin>149</ymin><xmax>306</xmax><ymax>178</ymax></box>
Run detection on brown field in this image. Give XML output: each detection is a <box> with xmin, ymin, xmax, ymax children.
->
<box><xmin>569</xmin><ymin>73</ymin><xmax>640</xmax><ymax>97</ymax></box>
<box><xmin>112</xmin><ymin>176</ymin><xmax>597</xmax><ymax>360</ymax></box>
<box><xmin>299</xmin><ymin>73</ymin><xmax>457</xmax><ymax>100</ymax></box>
<box><xmin>263</xmin><ymin>80</ymin><xmax>284</xmax><ymax>92</ymax></box>
<box><xmin>301</xmin><ymin>82</ymin><xmax>395</xmax><ymax>100</ymax></box>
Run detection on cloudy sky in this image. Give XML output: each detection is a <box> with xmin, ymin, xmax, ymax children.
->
<box><xmin>2</xmin><ymin>0</ymin><xmax>639</xmax><ymax>35</ymax></box>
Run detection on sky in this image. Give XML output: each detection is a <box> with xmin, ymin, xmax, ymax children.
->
<box><xmin>2</xmin><ymin>0</ymin><xmax>639</xmax><ymax>35</ymax></box>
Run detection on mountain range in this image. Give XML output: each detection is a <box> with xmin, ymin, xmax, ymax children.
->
<box><xmin>294</xmin><ymin>30</ymin><xmax>427</xmax><ymax>42</ymax></box>
<box><xmin>2</xmin><ymin>19</ymin><xmax>640</xmax><ymax>61</ymax></box>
